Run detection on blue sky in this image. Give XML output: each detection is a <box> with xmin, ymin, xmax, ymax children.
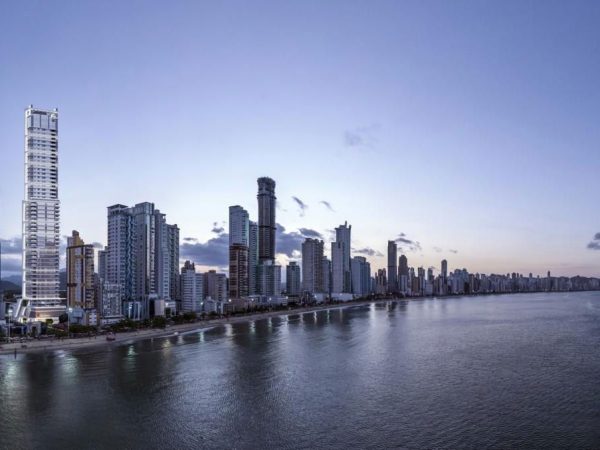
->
<box><xmin>1</xmin><ymin>0</ymin><xmax>599</xmax><ymax>278</ymax></box>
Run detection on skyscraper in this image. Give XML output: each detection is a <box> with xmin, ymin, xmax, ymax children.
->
<box><xmin>180</xmin><ymin>260</ymin><xmax>203</xmax><ymax>312</ymax></box>
<box><xmin>387</xmin><ymin>240</ymin><xmax>398</xmax><ymax>293</ymax></box>
<box><xmin>66</xmin><ymin>230</ymin><xmax>96</xmax><ymax>311</ymax></box>
<box><xmin>229</xmin><ymin>244</ymin><xmax>249</xmax><ymax>298</ymax></box>
<box><xmin>106</xmin><ymin>202</ymin><xmax>178</xmax><ymax>319</ymax></box>
<box><xmin>22</xmin><ymin>106</ymin><xmax>63</xmax><ymax>321</ymax></box>
<box><xmin>257</xmin><ymin>177</ymin><xmax>276</xmax><ymax>262</ymax></box>
<box><xmin>398</xmin><ymin>254</ymin><xmax>409</xmax><ymax>294</ymax></box>
<box><xmin>203</xmin><ymin>270</ymin><xmax>228</xmax><ymax>301</ymax></box>
<box><xmin>229</xmin><ymin>205</ymin><xmax>249</xmax><ymax>246</ymax></box>
<box><xmin>332</xmin><ymin>222</ymin><xmax>352</xmax><ymax>293</ymax></box>
<box><xmin>256</xmin><ymin>177</ymin><xmax>280</xmax><ymax>296</ymax></box>
<box><xmin>301</xmin><ymin>238</ymin><xmax>324</xmax><ymax>294</ymax></box>
<box><xmin>248</xmin><ymin>221</ymin><xmax>258</xmax><ymax>295</ymax></box>
<box><xmin>229</xmin><ymin>206</ymin><xmax>249</xmax><ymax>298</ymax></box>
<box><xmin>351</xmin><ymin>256</ymin><xmax>371</xmax><ymax>296</ymax></box>
<box><xmin>286</xmin><ymin>262</ymin><xmax>301</xmax><ymax>297</ymax></box>
<box><xmin>322</xmin><ymin>256</ymin><xmax>331</xmax><ymax>295</ymax></box>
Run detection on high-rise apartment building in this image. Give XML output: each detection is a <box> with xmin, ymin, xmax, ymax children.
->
<box><xmin>332</xmin><ymin>222</ymin><xmax>352</xmax><ymax>293</ymax></box>
<box><xmin>180</xmin><ymin>260</ymin><xmax>203</xmax><ymax>312</ymax></box>
<box><xmin>248</xmin><ymin>221</ymin><xmax>258</xmax><ymax>295</ymax></box>
<box><xmin>66</xmin><ymin>230</ymin><xmax>96</xmax><ymax>311</ymax></box>
<box><xmin>351</xmin><ymin>256</ymin><xmax>371</xmax><ymax>296</ymax></box>
<box><xmin>322</xmin><ymin>256</ymin><xmax>331</xmax><ymax>295</ymax></box>
<box><xmin>229</xmin><ymin>244</ymin><xmax>249</xmax><ymax>298</ymax></box>
<box><xmin>203</xmin><ymin>270</ymin><xmax>227</xmax><ymax>302</ymax></box>
<box><xmin>106</xmin><ymin>202</ymin><xmax>178</xmax><ymax>319</ymax></box>
<box><xmin>257</xmin><ymin>177</ymin><xmax>276</xmax><ymax>262</ymax></box>
<box><xmin>257</xmin><ymin>260</ymin><xmax>281</xmax><ymax>297</ymax></box>
<box><xmin>168</xmin><ymin>224</ymin><xmax>180</xmax><ymax>302</ymax></box>
<box><xmin>387</xmin><ymin>240</ymin><xmax>398</xmax><ymax>293</ymax></box>
<box><xmin>301</xmin><ymin>238</ymin><xmax>324</xmax><ymax>294</ymax></box>
<box><xmin>229</xmin><ymin>206</ymin><xmax>249</xmax><ymax>298</ymax></box>
<box><xmin>22</xmin><ymin>106</ymin><xmax>63</xmax><ymax>321</ymax></box>
<box><xmin>286</xmin><ymin>262</ymin><xmax>301</xmax><ymax>297</ymax></box>
<box><xmin>97</xmin><ymin>246</ymin><xmax>107</xmax><ymax>282</ymax></box>
<box><xmin>229</xmin><ymin>205</ymin><xmax>249</xmax><ymax>246</ymax></box>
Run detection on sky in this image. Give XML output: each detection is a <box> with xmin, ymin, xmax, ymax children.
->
<box><xmin>1</xmin><ymin>0</ymin><xmax>599</xmax><ymax>279</ymax></box>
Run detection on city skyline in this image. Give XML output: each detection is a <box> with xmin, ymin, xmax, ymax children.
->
<box><xmin>2</xmin><ymin>1</ymin><xmax>600</xmax><ymax>279</ymax></box>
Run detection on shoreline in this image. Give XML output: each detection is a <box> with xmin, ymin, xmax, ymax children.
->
<box><xmin>0</xmin><ymin>299</ymin><xmax>378</xmax><ymax>356</ymax></box>
<box><xmin>1</xmin><ymin>290</ymin><xmax>597</xmax><ymax>356</ymax></box>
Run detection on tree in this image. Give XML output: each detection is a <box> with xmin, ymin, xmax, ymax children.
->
<box><xmin>152</xmin><ymin>316</ymin><xmax>167</xmax><ymax>328</ymax></box>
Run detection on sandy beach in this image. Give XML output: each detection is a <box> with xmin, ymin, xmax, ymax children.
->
<box><xmin>0</xmin><ymin>299</ymin><xmax>381</xmax><ymax>356</ymax></box>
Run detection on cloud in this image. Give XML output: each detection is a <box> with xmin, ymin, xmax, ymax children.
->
<box><xmin>319</xmin><ymin>201</ymin><xmax>335</xmax><ymax>212</ymax></box>
<box><xmin>433</xmin><ymin>246</ymin><xmax>443</xmax><ymax>253</ymax></box>
<box><xmin>292</xmin><ymin>196</ymin><xmax>308</xmax><ymax>216</ymax></box>
<box><xmin>395</xmin><ymin>234</ymin><xmax>422</xmax><ymax>252</ymax></box>
<box><xmin>180</xmin><ymin>228</ymin><xmax>229</xmax><ymax>269</ymax></box>
<box><xmin>276</xmin><ymin>223</ymin><xmax>304</xmax><ymax>258</ymax></box>
<box><xmin>587</xmin><ymin>233</ymin><xmax>600</xmax><ymax>250</ymax></box>
<box><xmin>0</xmin><ymin>237</ymin><xmax>22</xmax><ymax>255</ymax></box>
<box><xmin>354</xmin><ymin>247</ymin><xmax>383</xmax><ymax>257</ymax></box>
<box><xmin>449</xmin><ymin>249</ymin><xmax>458</xmax><ymax>254</ymax></box>
<box><xmin>91</xmin><ymin>242</ymin><xmax>104</xmax><ymax>249</ymax></box>
<box><xmin>298</xmin><ymin>228</ymin><xmax>323</xmax><ymax>240</ymax></box>
<box><xmin>343</xmin><ymin>124</ymin><xmax>379</xmax><ymax>149</ymax></box>
<box><xmin>211</xmin><ymin>222</ymin><xmax>225</xmax><ymax>234</ymax></box>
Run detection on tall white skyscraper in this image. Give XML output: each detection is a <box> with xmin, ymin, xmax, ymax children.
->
<box><xmin>22</xmin><ymin>106</ymin><xmax>63</xmax><ymax>321</ymax></box>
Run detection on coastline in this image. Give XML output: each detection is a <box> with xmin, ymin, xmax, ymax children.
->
<box><xmin>0</xmin><ymin>299</ymin><xmax>379</xmax><ymax>356</ymax></box>
<box><xmin>1</xmin><ymin>290</ymin><xmax>597</xmax><ymax>356</ymax></box>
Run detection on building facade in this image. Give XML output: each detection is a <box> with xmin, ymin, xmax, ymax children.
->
<box><xmin>387</xmin><ymin>240</ymin><xmax>398</xmax><ymax>293</ymax></box>
<box><xmin>22</xmin><ymin>106</ymin><xmax>63</xmax><ymax>321</ymax></box>
<box><xmin>66</xmin><ymin>230</ymin><xmax>96</xmax><ymax>311</ymax></box>
<box><xmin>180</xmin><ymin>260</ymin><xmax>203</xmax><ymax>313</ymax></box>
<box><xmin>229</xmin><ymin>244</ymin><xmax>249</xmax><ymax>298</ymax></box>
<box><xmin>301</xmin><ymin>238</ymin><xmax>324</xmax><ymax>294</ymax></box>
<box><xmin>286</xmin><ymin>262</ymin><xmax>301</xmax><ymax>296</ymax></box>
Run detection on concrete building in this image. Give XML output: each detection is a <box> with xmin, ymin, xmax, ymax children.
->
<box><xmin>97</xmin><ymin>246</ymin><xmax>107</xmax><ymax>282</ymax></box>
<box><xmin>229</xmin><ymin>244</ymin><xmax>249</xmax><ymax>298</ymax></box>
<box><xmin>168</xmin><ymin>224</ymin><xmax>180</xmax><ymax>302</ymax></box>
<box><xmin>203</xmin><ymin>270</ymin><xmax>227</xmax><ymax>302</ymax></box>
<box><xmin>106</xmin><ymin>202</ymin><xmax>178</xmax><ymax>320</ymax></box>
<box><xmin>21</xmin><ymin>106</ymin><xmax>63</xmax><ymax>322</ymax></box>
<box><xmin>322</xmin><ymin>256</ymin><xmax>331</xmax><ymax>295</ymax></box>
<box><xmin>180</xmin><ymin>260</ymin><xmax>203</xmax><ymax>313</ymax></box>
<box><xmin>98</xmin><ymin>282</ymin><xmax>123</xmax><ymax>324</ymax></box>
<box><xmin>66</xmin><ymin>230</ymin><xmax>96</xmax><ymax>311</ymax></box>
<box><xmin>248</xmin><ymin>221</ymin><xmax>258</xmax><ymax>295</ymax></box>
<box><xmin>332</xmin><ymin>222</ymin><xmax>352</xmax><ymax>293</ymax></box>
<box><xmin>229</xmin><ymin>205</ymin><xmax>249</xmax><ymax>247</ymax></box>
<box><xmin>257</xmin><ymin>177</ymin><xmax>276</xmax><ymax>262</ymax></box>
<box><xmin>286</xmin><ymin>262</ymin><xmax>301</xmax><ymax>296</ymax></box>
<box><xmin>257</xmin><ymin>260</ymin><xmax>281</xmax><ymax>297</ymax></box>
<box><xmin>301</xmin><ymin>238</ymin><xmax>324</xmax><ymax>294</ymax></box>
<box><xmin>387</xmin><ymin>240</ymin><xmax>398</xmax><ymax>293</ymax></box>
<box><xmin>351</xmin><ymin>256</ymin><xmax>371</xmax><ymax>297</ymax></box>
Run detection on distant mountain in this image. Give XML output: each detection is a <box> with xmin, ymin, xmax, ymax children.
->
<box><xmin>2</xmin><ymin>275</ymin><xmax>22</xmax><ymax>287</ymax></box>
<box><xmin>0</xmin><ymin>280</ymin><xmax>21</xmax><ymax>293</ymax></box>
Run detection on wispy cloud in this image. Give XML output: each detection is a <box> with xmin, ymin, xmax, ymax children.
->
<box><xmin>587</xmin><ymin>233</ymin><xmax>600</xmax><ymax>250</ymax></box>
<box><xmin>395</xmin><ymin>233</ymin><xmax>422</xmax><ymax>252</ymax></box>
<box><xmin>292</xmin><ymin>196</ymin><xmax>308</xmax><ymax>217</ymax></box>
<box><xmin>449</xmin><ymin>249</ymin><xmax>458</xmax><ymax>254</ymax></box>
<box><xmin>433</xmin><ymin>246</ymin><xmax>443</xmax><ymax>253</ymax></box>
<box><xmin>298</xmin><ymin>228</ymin><xmax>323</xmax><ymax>240</ymax></box>
<box><xmin>319</xmin><ymin>200</ymin><xmax>335</xmax><ymax>212</ymax></box>
<box><xmin>354</xmin><ymin>247</ymin><xmax>383</xmax><ymax>257</ymax></box>
<box><xmin>211</xmin><ymin>221</ymin><xmax>225</xmax><ymax>234</ymax></box>
<box><xmin>343</xmin><ymin>124</ymin><xmax>380</xmax><ymax>149</ymax></box>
